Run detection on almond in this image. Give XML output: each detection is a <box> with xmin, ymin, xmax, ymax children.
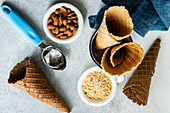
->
<box><xmin>60</xmin><ymin>35</ymin><xmax>68</xmax><ymax>39</ymax></box>
<box><xmin>67</xmin><ymin>20</ymin><xmax>71</xmax><ymax>23</ymax></box>
<box><xmin>63</xmin><ymin>19</ymin><xmax>67</xmax><ymax>26</ymax></box>
<box><xmin>68</xmin><ymin>12</ymin><xmax>75</xmax><ymax>16</ymax></box>
<box><xmin>59</xmin><ymin>27</ymin><xmax>66</xmax><ymax>32</ymax></box>
<box><xmin>66</xmin><ymin>24</ymin><xmax>70</xmax><ymax>29</ymax></box>
<box><xmin>71</xmin><ymin>15</ymin><xmax>77</xmax><ymax>19</ymax></box>
<box><xmin>73</xmin><ymin>27</ymin><xmax>78</xmax><ymax>34</ymax></box>
<box><xmin>59</xmin><ymin>17</ymin><xmax>63</xmax><ymax>26</ymax></box>
<box><xmin>56</xmin><ymin>33</ymin><xmax>64</xmax><ymax>37</ymax></box>
<box><xmin>72</xmin><ymin>19</ymin><xmax>78</xmax><ymax>23</ymax></box>
<box><xmin>54</xmin><ymin>27</ymin><xmax>59</xmax><ymax>34</ymax></box>
<box><xmin>55</xmin><ymin>9</ymin><xmax>60</xmax><ymax>15</ymax></box>
<box><xmin>67</xmin><ymin>8</ymin><xmax>71</xmax><ymax>13</ymax></box>
<box><xmin>64</xmin><ymin>29</ymin><xmax>72</xmax><ymax>36</ymax></box>
<box><xmin>50</xmin><ymin>13</ymin><xmax>56</xmax><ymax>19</ymax></box>
<box><xmin>60</xmin><ymin>7</ymin><xmax>67</xmax><ymax>17</ymax></box>
<box><xmin>53</xmin><ymin>17</ymin><xmax>59</xmax><ymax>26</ymax></box>
<box><xmin>48</xmin><ymin>19</ymin><xmax>53</xmax><ymax>24</ymax></box>
<box><xmin>48</xmin><ymin>24</ymin><xmax>55</xmax><ymax>29</ymax></box>
<box><xmin>70</xmin><ymin>25</ymin><xmax>75</xmax><ymax>30</ymax></box>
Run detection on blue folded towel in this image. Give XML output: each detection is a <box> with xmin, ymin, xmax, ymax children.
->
<box><xmin>88</xmin><ymin>0</ymin><xmax>170</xmax><ymax>37</ymax></box>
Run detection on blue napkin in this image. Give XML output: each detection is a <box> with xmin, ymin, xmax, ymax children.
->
<box><xmin>88</xmin><ymin>0</ymin><xmax>170</xmax><ymax>37</ymax></box>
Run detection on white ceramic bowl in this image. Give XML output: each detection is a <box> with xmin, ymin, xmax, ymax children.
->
<box><xmin>77</xmin><ymin>66</ymin><xmax>118</xmax><ymax>106</ymax></box>
<box><xmin>43</xmin><ymin>3</ymin><xmax>84</xmax><ymax>44</ymax></box>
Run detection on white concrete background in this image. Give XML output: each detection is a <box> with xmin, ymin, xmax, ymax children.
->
<box><xmin>0</xmin><ymin>0</ymin><xmax>170</xmax><ymax>113</ymax></box>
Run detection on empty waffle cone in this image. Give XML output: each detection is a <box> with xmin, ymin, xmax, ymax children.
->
<box><xmin>8</xmin><ymin>58</ymin><xmax>71</xmax><ymax>113</ymax></box>
<box><xmin>123</xmin><ymin>38</ymin><xmax>161</xmax><ymax>106</ymax></box>
<box><xmin>101</xmin><ymin>42</ymin><xmax>144</xmax><ymax>76</ymax></box>
<box><xmin>95</xmin><ymin>6</ymin><xmax>133</xmax><ymax>50</ymax></box>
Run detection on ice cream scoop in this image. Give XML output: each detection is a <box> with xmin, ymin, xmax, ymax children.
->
<box><xmin>1</xmin><ymin>4</ymin><xmax>66</xmax><ymax>70</ymax></box>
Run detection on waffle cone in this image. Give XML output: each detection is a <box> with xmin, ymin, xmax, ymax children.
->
<box><xmin>101</xmin><ymin>42</ymin><xmax>144</xmax><ymax>76</ymax></box>
<box><xmin>8</xmin><ymin>58</ymin><xmax>71</xmax><ymax>113</ymax></box>
<box><xmin>123</xmin><ymin>38</ymin><xmax>161</xmax><ymax>106</ymax></box>
<box><xmin>95</xmin><ymin>6</ymin><xmax>133</xmax><ymax>50</ymax></box>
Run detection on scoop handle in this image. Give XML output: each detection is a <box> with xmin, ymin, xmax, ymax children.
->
<box><xmin>1</xmin><ymin>4</ymin><xmax>43</xmax><ymax>46</ymax></box>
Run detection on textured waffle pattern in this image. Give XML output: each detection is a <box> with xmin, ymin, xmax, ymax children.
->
<box><xmin>123</xmin><ymin>38</ymin><xmax>161</xmax><ymax>106</ymax></box>
<box><xmin>95</xmin><ymin>6</ymin><xmax>133</xmax><ymax>50</ymax></box>
<box><xmin>8</xmin><ymin>58</ymin><xmax>70</xmax><ymax>113</ymax></box>
<box><xmin>101</xmin><ymin>42</ymin><xmax>144</xmax><ymax>76</ymax></box>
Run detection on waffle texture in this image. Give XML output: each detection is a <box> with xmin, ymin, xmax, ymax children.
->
<box><xmin>101</xmin><ymin>42</ymin><xmax>144</xmax><ymax>76</ymax></box>
<box><xmin>95</xmin><ymin>6</ymin><xmax>133</xmax><ymax>50</ymax></box>
<box><xmin>123</xmin><ymin>38</ymin><xmax>161</xmax><ymax>106</ymax></box>
<box><xmin>8</xmin><ymin>58</ymin><xmax>71</xmax><ymax>113</ymax></box>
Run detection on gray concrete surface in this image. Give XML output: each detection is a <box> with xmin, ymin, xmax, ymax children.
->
<box><xmin>0</xmin><ymin>0</ymin><xmax>170</xmax><ymax>113</ymax></box>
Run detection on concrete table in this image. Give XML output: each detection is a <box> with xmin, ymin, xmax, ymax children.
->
<box><xmin>0</xmin><ymin>0</ymin><xmax>170</xmax><ymax>113</ymax></box>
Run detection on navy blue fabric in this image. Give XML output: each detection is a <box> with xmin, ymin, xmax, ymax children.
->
<box><xmin>88</xmin><ymin>0</ymin><xmax>170</xmax><ymax>37</ymax></box>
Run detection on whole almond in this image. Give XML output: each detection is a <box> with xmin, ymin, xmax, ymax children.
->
<box><xmin>60</xmin><ymin>7</ymin><xmax>67</xmax><ymax>17</ymax></box>
<box><xmin>66</xmin><ymin>24</ymin><xmax>70</xmax><ymax>29</ymax></box>
<box><xmin>54</xmin><ymin>27</ymin><xmax>59</xmax><ymax>34</ymax></box>
<box><xmin>48</xmin><ymin>24</ymin><xmax>55</xmax><ymax>29</ymax></box>
<box><xmin>67</xmin><ymin>16</ymin><xmax>72</xmax><ymax>20</ymax></box>
<box><xmin>52</xmin><ymin>29</ymin><xmax>55</xmax><ymax>34</ymax></box>
<box><xmin>48</xmin><ymin>19</ymin><xmax>53</xmax><ymax>24</ymax></box>
<box><xmin>63</xmin><ymin>19</ymin><xmax>67</xmax><ymax>26</ymax></box>
<box><xmin>67</xmin><ymin>20</ymin><xmax>71</xmax><ymax>23</ymax></box>
<box><xmin>50</xmin><ymin>13</ymin><xmax>56</xmax><ymax>19</ymax></box>
<box><xmin>53</xmin><ymin>17</ymin><xmax>59</xmax><ymax>26</ymax></box>
<box><xmin>70</xmin><ymin>25</ymin><xmax>75</xmax><ymax>30</ymax></box>
<box><xmin>73</xmin><ymin>19</ymin><xmax>78</xmax><ymax>23</ymax></box>
<box><xmin>68</xmin><ymin>12</ymin><xmax>75</xmax><ymax>17</ymax></box>
<box><xmin>55</xmin><ymin>9</ymin><xmax>60</xmax><ymax>15</ymax></box>
<box><xmin>64</xmin><ymin>29</ymin><xmax>72</xmax><ymax>36</ymax></box>
<box><xmin>56</xmin><ymin>33</ymin><xmax>64</xmax><ymax>37</ymax></box>
<box><xmin>71</xmin><ymin>15</ymin><xmax>77</xmax><ymax>19</ymax></box>
<box><xmin>59</xmin><ymin>27</ymin><xmax>66</xmax><ymax>32</ymax></box>
<box><xmin>59</xmin><ymin>17</ymin><xmax>63</xmax><ymax>26</ymax></box>
<box><xmin>60</xmin><ymin>35</ymin><xmax>68</xmax><ymax>39</ymax></box>
<box><xmin>73</xmin><ymin>27</ymin><xmax>78</xmax><ymax>34</ymax></box>
<box><xmin>67</xmin><ymin>8</ymin><xmax>71</xmax><ymax>13</ymax></box>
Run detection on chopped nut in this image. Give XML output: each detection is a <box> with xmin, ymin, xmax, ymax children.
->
<box><xmin>64</xmin><ymin>29</ymin><xmax>72</xmax><ymax>36</ymax></box>
<box><xmin>56</xmin><ymin>33</ymin><xmax>64</xmax><ymax>37</ymax></box>
<box><xmin>59</xmin><ymin>27</ymin><xmax>66</xmax><ymax>32</ymax></box>
<box><xmin>60</xmin><ymin>7</ymin><xmax>67</xmax><ymax>17</ymax></box>
<box><xmin>50</xmin><ymin>13</ymin><xmax>56</xmax><ymax>19</ymax></box>
<box><xmin>59</xmin><ymin>17</ymin><xmax>63</xmax><ymax>26</ymax></box>
<box><xmin>67</xmin><ymin>8</ymin><xmax>71</xmax><ymax>13</ymax></box>
<box><xmin>66</xmin><ymin>24</ymin><xmax>70</xmax><ymax>29</ymax></box>
<box><xmin>67</xmin><ymin>20</ymin><xmax>71</xmax><ymax>23</ymax></box>
<box><xmin>73</xmin><ymin>27</ymin><xmax>78</xmax><ymax>34</ymax></box>
<box><xmin>60</xmin><ymin>35</ymin><xmax>68</xmax><ymax>39</ymax></box>
<box><xmin>71</xmin><ymin>15</ymin><xmax>77</xmax><ymax>19</ymax></box>
<box><xmin>63</xmin><ymin>19</ymin><xmax>67</xmax><ymax>26</ymax></box>
<box><xmin>70</xmin><ymin>25</ymin><xmax>75</xmax><ymax>30</ymax></box>
<box><xmin>54</xmin><ymin>27</ymin><xmax>59</xmax><ymax>34</ymax></box>
<box><xmin>55</xmin><ymin>9</ymin><xmax>60</xmax><ymax>15</ymax></box>
<box><xmin>67</xmin><ymin>12</ymin><xmax>75</xmax><ymax>16</ymax></box>
<box><xmin>72</xmin><ymin>19</ymin><xmax>78</xmax><ymax>23</ymax></box>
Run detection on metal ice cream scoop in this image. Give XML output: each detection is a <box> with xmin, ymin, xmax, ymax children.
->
<box><xmin>1</xmin><ymin>4</ymin><xmax>66</xmax><ymax>70</ymax></box>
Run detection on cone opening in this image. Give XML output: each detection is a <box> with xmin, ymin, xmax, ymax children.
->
<box><xmin>105</xmin><ymin>7</ymin><xmax>133</xmax><ymax>38</ymax></box>
<box><xmin>8</xmin><ymin>61</ymin><xmax>26</xmax><ymax>84</ymax></box>
<box><xmin>111</xmin><ymin>47</ymin><xmax>124</xmax><ymax>67</ymax></box>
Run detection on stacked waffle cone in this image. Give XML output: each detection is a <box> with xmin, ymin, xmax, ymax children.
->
<box><xmin>95</xmin><ymin>6</ymin><xmax>133</xmax><ymax>50</ymax></box>
<box><xmin>8</xmin><ymin>58</ymin><xmax>71</xmax><ymax>113</ymax></box>
<box><xmin>123</xmin><ymin>38</ymin><xmax>161</xmax><ymax>106</ymax></box>
<box><xmin>93</xmin><ymin>6</ymin><xmax>144</xmax><ymax>76</ymax></box>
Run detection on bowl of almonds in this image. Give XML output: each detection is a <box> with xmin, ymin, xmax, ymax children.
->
<box><xmin>43</xmin><ymin>3</ymin><xmax>83</xmax><ymax>44</ymax></box>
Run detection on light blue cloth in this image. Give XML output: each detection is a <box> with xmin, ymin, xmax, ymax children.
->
<box><xmin>89</xmin><ymin>0</ymin><xmax>170</xmax><ymax>37</ymax></box>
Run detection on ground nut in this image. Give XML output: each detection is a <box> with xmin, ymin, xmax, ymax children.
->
<box><xmin>67</xmin><ymin>12</ymin><xmax>75</xmax><ymax>16</ymax></box>
<box><xmin>56</xmin><ymin>33</ymin><xmax>64</xmax><ymax>37</ymax></box>
<box><xmin>48</xmin><ymin>24</ymin><xmax>55</xmax><ymax>29</ymax></box>
<box><xmin>48</xmin><ymin>19</ymin><xmax>53</xmax><ymax>24</ymax></box>
<box><xmin>73</xmin><ymin>27</ymin><xmax>78</xmax><ymax>34</ymax></box>
<box><xmin>54</xmin><ymin>27</ymin><xmax>59</xmax><ymax>34</ymax></box>
<box><xmin>59</xmin><ymin>17</ymin><xmax>63</xmax><ymax>26</ymax></box>
<box><xmin>63</xmin><ymin>19</ymin><xmax>67</xmax><ymax>26</ymax></box>
<box><xmin>59</xmin><ymin>27</ymin><xmax>66</xmax><ymax>32</ymax></box>
<box><xmin>64</xmin><ymin>29</ymin><xmax>72</xmax><ymax>36</ymax></box>
<box><xmin>70</xmin><ymin>25</ymin><xmax>75</xmax><ymax>30</ymax></box>
<box><xmin>60</xmin><ymin>35</ymin><xmax>68</xmax><ymax>39</ymax></box>
<box><xmin>55</xmin><ymin>9</ymin><xmax>60</xmax><ymax>15</ymax></box>
<box><xmin>73</xmin><ymin>19</ymin><xmax>78</xmax><ymax>23</ymax></box>
<box><xmin>50</xmin><ymin>13</ymin><xmax>56</xmax><ymax>19</ymax></box>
